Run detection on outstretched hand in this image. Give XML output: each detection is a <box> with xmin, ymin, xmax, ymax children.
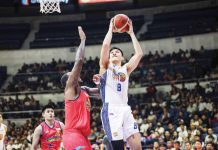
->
<box><xmin>78</xmin><ymin>26</ymin><xmax>86</xmax><ymax>40</ymax></box>
<box><xmin>127</xmin><ymin>19</ymin><xmax>134</xmax><ymax>35</ymax></box>
<box><xmin>93</xmin><ymin>74</ymin><xmax>101</xmax><ymax>85</ymax></box>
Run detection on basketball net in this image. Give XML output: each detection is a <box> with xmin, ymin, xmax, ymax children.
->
<box><xmin>39</xmin><ymin>0</ymin><xmax>61</xmax><ymax>14</ymax></box>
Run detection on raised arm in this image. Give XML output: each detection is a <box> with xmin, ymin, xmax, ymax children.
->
<box><xmin>65</xmin><ymin>26</ymin><xmax>86</xmax><ymax>100</ymax></box>
<box><xmin>3</xmin><ymin>126</ymin><xmax>7</xmax><ymax>150</ymax></box>
<box><xmin>81</xmin><ymin>86</ymin><xmax>100</xmax><ymax>97</ymax></box>
<box><xmin>125</xmin><ymin>20</ymin><xmax>143</xmax><ymax>75</ymax></box>
<box><xmin>99</xmin><ymin>19</ymin><xmax>114</xmax><ymax>75</ymax></box>
<box><xmin>31</xmin><ymin>125</ymin><xmax>42</xmax><ymax>150</ymax></box>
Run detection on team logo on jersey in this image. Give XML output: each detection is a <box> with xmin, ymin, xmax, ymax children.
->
<box><xmin>112</xmin><ymin>69</ymin><xmax>126</xmax><ymax>82</ymax></box>
<box><xmin>85</xmin><ymin>98</ymin><xmax>91</xmax><ymax>111</ymax></box>
<box><xmin>46</xmin><ymin>131</ymin><xmax>62</xmax><ymax>142</ymax></box>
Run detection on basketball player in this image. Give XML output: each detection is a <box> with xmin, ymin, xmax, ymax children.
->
<box><xmin>98</xmin><ymin>18</ymin><xmax>143</xmax><ymax>150</ymax></box>
<box><xmin>31</xmin><ymin>104</ymin><xmax>64</xmax><ymax>150</ymax></box>
<box><xmin>61</xmin><ymin>26</ymin><xmax>99</xmax><ymax>150</ymax></box>
<box><xmin>0</xmin><ymin>113</ymin><xmax>7</xmax><ymax>150</ymax></box>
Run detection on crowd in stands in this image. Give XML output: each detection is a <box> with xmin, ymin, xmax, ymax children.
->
<box><xmin>1</xmin><ymin>81</ymin><xmax>218</xmax><ymax>149</ymax></box>
<box><xmin>0</xmin><ymin>46</ymin><xmax>218</xmax><ymax>149</ymax></box>
<box><xmin>0</xmin><ymin>2</ymin><xmax>217</xmax><ymax>150</ymax></box>
<box><xmin>2</xmin><ymin>56</ymin><xmax>99</xmax><ymax>93</ymax></box>
<box><xmin>130</xmin><ymin>46</ymin><xmax>217</xmax><ymax>87</ymax></box>
<box><xmin>2</xmin><ymin>47</ymin><xmax>218</xmax><ymax>93</ymax></box>
<box><xmin>0</xmin><ymin>95</ymin><xmax>41</xmax><ymax>119</ymax></box>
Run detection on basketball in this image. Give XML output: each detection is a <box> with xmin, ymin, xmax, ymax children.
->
<box><xmin>113</xmin><ymin>14</ymin><xmax>130</xmax><ymax>33</ymax></box>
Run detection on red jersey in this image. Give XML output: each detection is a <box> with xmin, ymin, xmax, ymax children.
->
<box><xmin>40</xmin><ymin>120</ymin><xmax>62</xmax><ymax>150</ymax></box>
<box><xmin>64</xmin><ymin>89</ymin><xmax>91</xmax><ymax>136</ymax></box>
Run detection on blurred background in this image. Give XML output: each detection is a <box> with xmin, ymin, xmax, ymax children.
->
<box><xmin>0</xmin><ymin>0</ymin><xmax>218</xmax><ymax>149</ymax></box>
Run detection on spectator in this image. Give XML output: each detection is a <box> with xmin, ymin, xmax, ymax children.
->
<box><xmin>205</xmin><ymin>142</ymin><xmax>215</xmax><ymax>150</ymax></box>
<box><xmin>159</xmin><ymin>143</ymin><xmax>167</xmax><ymax>150</ymax></box>
<box><xmin>167</xmin><ymin>140</ymin><xmax>174</xmax><ymax>149</ymax></box>
<box><xmin>185</xmin><ymin>141</ymin><xmax>192</xmax><ymax>150</ymax></box>
<box><xmin>172</xmin><ymin>131</ymin><xmax>179</xmax><ymax>141</ymax></box>
<box><xmin>206</xmin><ymin>98</ymin><xmax>214</xmax><ymax>112</ymax></box>
<box><xmin>194</xmin><ymin>140</ymin><xmax>203</xmax><ymax>150</ymax></box>
<box><xmin>153</xmin><ymin>141</ymin><xmax>159</xmax><ymax>150</ymax></box>
<box><xmin>198</xmin><ymin>97</ymin><xmax>207</xmax><ymax>112</ymax></box>
<box><xmin>164</xmin><ymin>131</ymin><xmax>171</xmax><ymax>142</ymax></box>
<box><xmin>177</xmin><ymin>123</ymin><xmax>188</xmax><ymax>142</ymax></box>
<box><xmin>187</xmin><ymin>101</ymin><xmax>197</xmax><ymax>115</ymax></box>
<box><xmin>205</xmin><ymin>84</ymin><xmax>213</xmax><ymax>94</ymax></box>
<box><xmin>205</xmin><ymin>128</ymin><xmax>217</xmax><ymax>144</ymax></box>
<box><xmin>173</xmin><ymin>141</ymin><xmax>181</xmax><ymax>150</ymax></box>
<box><xmin>155</xmin><ymin>122</ymin><xmax>165</xmax><ymax>135</ymax></box>
<box><xmin>140</xmin><ymin>119</ymin><xmax>151</xmax><ymax>133</ymax></box>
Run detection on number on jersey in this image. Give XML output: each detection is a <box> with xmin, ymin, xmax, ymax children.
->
<box><xmin>117</xmin><ymin>83</ymin><xmax>121</xmax><ymax>91</ymax></box>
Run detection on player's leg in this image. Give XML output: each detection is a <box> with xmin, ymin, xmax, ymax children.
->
<box><xmin>123</xmin><ymin>106</ymin><xmax>142</xmax><ymax>150</ymax></box>
<box><xmin>62</xmin><ymin>132</ymin><xmax>92</xmax><ymax>150</ymax></box>
<box><xmin>102</xmin><ymin>135</ymin><xmax>113</xmax><ymax>150</ymax></box>
<box><xmin>101</xmin><ymin>104</ymin><xmax>125</xmax><ymax>150</ymax></box>
<box><xmin>126</xmin><ymin>132</ymin><xmax>142</xmax><ymax>150</ymax></box>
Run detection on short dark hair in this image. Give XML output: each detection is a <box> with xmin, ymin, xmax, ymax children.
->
<box><xmin>185</xmin><ymin>141</ymin><xmax>191</xmax><ymax>145</ymax></box>
<box><xmin>159</xmin><ymin>143</ymin><xmax>166</xmax><ymax>148</ymax></box>
<box><xmin>110</xmin><ymin>47</ymin><xmax>123</xmax><ymax>56</ymax></box>
<box><xmin>206</xmin><ymin>142</ymin><xmax>214</xmax><ymax>147</ymax></box>
<box><xmin>60</xmin><ymin>72</ymin><xmax>82</xmax><ymax>87</ymax></box>
<box><xmin>60</xmin><ymin>73</ymin><xmax>69</xmax><ymax>87</ymax></box>
<box><xmin>42</xmin><ymin>105</ymin><xmax>55</xmax><ymax>113</ymax></box>
<box><xmin>195</xmin><ymin>140</ymin><xmax>202</xmax><ymax>144</ymax></box>
<box><xmin>175</xmin><ymin>141</ymin><xmax>180</xmax><ymax>145</ymax></box>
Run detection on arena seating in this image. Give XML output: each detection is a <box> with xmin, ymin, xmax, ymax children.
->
<box><xmin>29</xmin><ymin>7</ymin><xmax>218</xmax><ymax>49</ymax></box>
<box><xmin>0</xmin><ymin>23</ymin><xmax>30</xmax><ymax>50</ymax></box>
<box><xmin>2</xmin><ymin>83</ymin><xmax>218</xmax><ymax>149</ymax></box>
<box><xmin>132</xmin><ymin>48</ymin><xmax>217</xmax><ymax>86</ymax></box>
<box><xmin>30</xmin><ymin>16</ymin><xmax>144</xmax><ymax>48</ymax></box>
<box><xmin>0</xmin><ymin>8</ymin><xmax>216</xmax><ymax>50</ymax></box>
<box><xmin>141</xmin><ymin>7</ymin><xmax>218</xmax><ymax>40</ymax></box>
<box><xmin>0</xmin><ymin>3</ymin><xmax>218</xmax><ymax>149</ymax></box>
<box><xmin>3</xmin><ymin>48</ymin><xmax>218</xmax><ymax>93</ymax></box>
<box><xmin>0</xmin><ymin>0</ymin><xmax>15</xmax><ymax>6</ymax></box>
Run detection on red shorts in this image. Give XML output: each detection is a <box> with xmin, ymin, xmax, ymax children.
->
<box><xmin>63</xmin><ymin>132</ymin><xmax>92</xmax><ymax>150</ymax></box>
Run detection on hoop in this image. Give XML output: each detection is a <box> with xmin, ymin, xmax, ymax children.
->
<box><xmin>39</xmin><ymin>0</ymin><xmax>61</xmax><ymax>14</ymax></box>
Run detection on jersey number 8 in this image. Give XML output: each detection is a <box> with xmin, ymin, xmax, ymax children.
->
<box><xmin>117</xmin><ymin>83</ymin><xmax>121</xmax><ymax>91</ymax></box>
